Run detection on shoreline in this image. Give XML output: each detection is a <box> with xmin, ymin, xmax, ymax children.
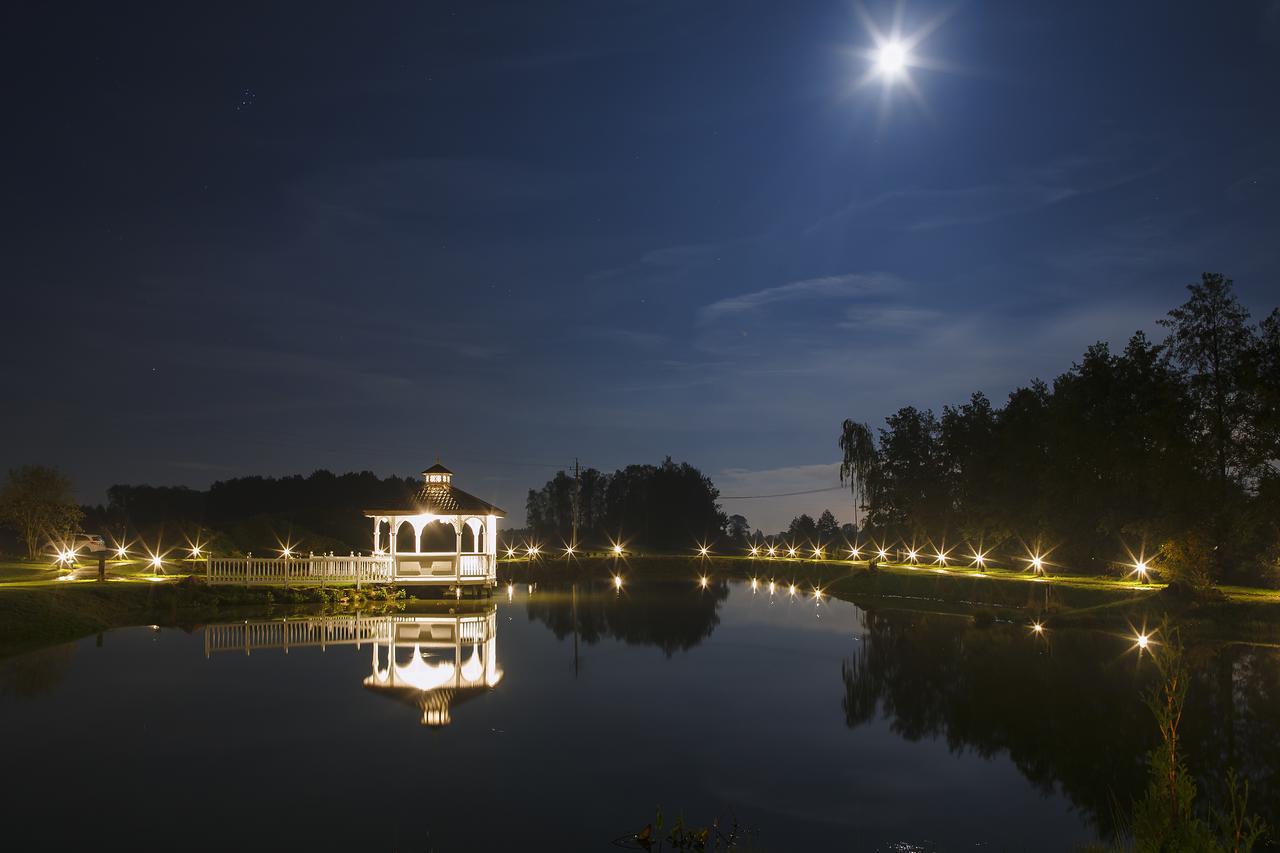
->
<box><xmin>3</xmin><ymin>554</ymin><xmax>1278</xmax><ymax>658</ymax></box>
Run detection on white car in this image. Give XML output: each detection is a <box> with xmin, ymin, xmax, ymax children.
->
<box><xmin>71</xmin><ymin>534</ymin><xmax>109</xmax><ymax>554</ymax></box>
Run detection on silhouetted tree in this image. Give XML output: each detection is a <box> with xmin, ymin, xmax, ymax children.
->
<box><xmin>0</xmin><ymin>466</ymin><xmax>83</xmax><ymax>558</ymax></box>
<box><xmin>786</xmin><ymin>513</ymin><xmax>817</xmax><ymax>543</ymax></box>
<box><xmin>815</xmin><ymin>509</ymin><xmax>840</xmax><ymax>541</ymax></box>
<box><xmin>726</xmin><ymin>514</ymin><xmax>750</xmax><ymax>543</ymax></box>
<box><xmin>1160</xmin><ymin>274</ymin><xmax>1256</xmax><ymax>492</ymax></box>
<box><xmin>838</xmin><ymin>419</ymin><xmax>877</xmax><ymax>531</ymax></box>
<box><xmin>852</xmin><ymin>278</ymin><xmax>1279</xmax><ymax>584</ymax></box>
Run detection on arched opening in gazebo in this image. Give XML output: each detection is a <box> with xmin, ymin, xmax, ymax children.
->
<box><xmin>394</xmin><ymin>521</ymin><xmax>416</xmax><ymax>553</ymax></box>
<box><xmin>420</xmin><ymin>520</ymin><xmax>455</xmax><ymax>553</ymax></box>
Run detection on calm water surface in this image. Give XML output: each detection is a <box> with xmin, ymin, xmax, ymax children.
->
<box><xmin>3</xmin><ymin>579</ymin><xmax>1277</xmax><ymax>851</ymax></box>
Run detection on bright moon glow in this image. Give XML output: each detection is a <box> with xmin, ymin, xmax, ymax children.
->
<box><xmin>875</xmin><ymin>40</ymin><xmax>909</xmax><ymax>78</ymax></box>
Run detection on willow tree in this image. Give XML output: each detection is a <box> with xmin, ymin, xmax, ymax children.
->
<box><xmin>838</xmin><ymin>419</ymin><xmax>877</xmax><ymax>532</ymax></box>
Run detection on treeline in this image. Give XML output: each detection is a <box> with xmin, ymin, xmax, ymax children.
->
<box><xmin>846</xmin><ymin>274</ymin><xmax>1280</xmax><ymax>586</ymax></box>
<box><xmin>524</xmin><ymin>457</ymin><xmax>726</xmax><ymax>552</ymax></box>
<box><xmin>80</xmin><ymin>470</ymin><xmax>419</xmax><ymax>555</ymax></box>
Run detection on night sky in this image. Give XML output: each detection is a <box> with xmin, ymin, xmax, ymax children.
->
<box><xmin>3</xmin><ymin>2</ymin><xmax>1278</xmax><ymax>530</ymax></box>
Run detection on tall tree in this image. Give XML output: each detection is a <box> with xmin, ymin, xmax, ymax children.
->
<box><xmin>870</xmin><ymin>406</ymin><xmax>946</xmax><ymax>535</ymax></box>
<box><xmin>787</xmin><ymin>513</ymin><xmax>817</xmax><ymax>543</ymax></box>
<box><xmin>815</xmin><ymin>509</ymin><xmax>841</xmax><ymax>541</ymax></box>
<box><xmin>838</xmin><ymin>419</ymin><xmax>877</xmax><ymax>531</ymax></box>
<box><xmin>1160</xmin><ymin>274</ymin><xmax>1255</xmax><ymax>491</ymax></box>
<box><xmin>1251</xmin><ymin>309</ymin><xmax>1280</xmax><ymax>483</ymax></box>
<box><xmin>0</xmin><ymin>466</ymin><xmax>84</xmax><ymax>558</ymax></box>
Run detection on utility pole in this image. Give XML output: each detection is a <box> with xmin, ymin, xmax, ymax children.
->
<box><xmin>571</xmin><ymin>457</ymin><xmax>581</xmax><ymax>548</ymax></box>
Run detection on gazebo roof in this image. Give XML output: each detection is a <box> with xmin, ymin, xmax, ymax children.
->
<box><xmin>364</xmin><ymin>461</ymin><xmax>505</xmax><ymax>518</ymax></box>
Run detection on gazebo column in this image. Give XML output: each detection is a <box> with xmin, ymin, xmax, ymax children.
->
<box><xmin>372</xmin><ymin>517</ymin><xmax>382</xmax><ymax>554</ymax></box>
<box><xmin>454</xmin><ymin>520</ymin><xmax>463</xmax><ymax>581</ymax></box>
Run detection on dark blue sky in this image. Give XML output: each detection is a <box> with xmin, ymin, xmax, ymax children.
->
<box><xmin>3</xmin><ymin>1</ymin><xmax>1278</xmax><ymax>529</ymax></box>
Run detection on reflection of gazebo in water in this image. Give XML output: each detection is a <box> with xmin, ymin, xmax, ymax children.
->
<box><xmin>363</xmin><ymin>610</ymin><xmax>502</xmax><ymax>727</ymax></box>
<box><xmin>201</xmin><ymin>609</ymin><xmax>503</xmax><ymax>728</ymax></box>
<box><xmin>364</xmin><ymin>462</ymin><xmax>504</xmax><ymax>589</ymax></box>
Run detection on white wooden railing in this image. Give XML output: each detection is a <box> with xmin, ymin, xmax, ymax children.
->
<box><xmin>458</xmin><ymin>554</ymin><xmax>491</xmax><ymax>578</ymax></box>
<box><xmin>204</xmin><ymin>615</ymin><xmax>387</xmax><ymax>656</ymax></box>
<box><xmin>205</xmin><ymin>554</ymin><xmax>394</xmax><ymax>587</ymax></box>
<box><xmin>203</xmin><ymin>612</ymin><xmax>497</xmax><ymax>657</ymax></box>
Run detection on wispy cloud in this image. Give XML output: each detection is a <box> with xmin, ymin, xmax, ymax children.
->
<box><xmin>698</xmin><ymin>272</ymin><xmax>905</xmax><ymax>323</ymax></box>
<box><xmin>808</xmin><ymin>149</ymin><xmax>1170</xmax><ymax>234</ymax></box>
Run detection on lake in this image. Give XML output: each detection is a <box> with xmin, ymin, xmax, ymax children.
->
<box><xmin>3</xmin><ymin>578</ymin><xmax>1277</xmax><ymax>851</ymax></box>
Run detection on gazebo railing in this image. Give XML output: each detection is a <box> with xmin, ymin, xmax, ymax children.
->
<box><xmin>458</xmin><ymin>554</ymin><xmax>492</xmax><ymax>579</ymax></box>
<box><xmin>205</xmin><ymin>554</ymin><xmax>394</xmax><ymax>586</ymax></box>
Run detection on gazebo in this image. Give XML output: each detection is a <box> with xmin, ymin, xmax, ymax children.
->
<box><xmin>363</xmin><ymin>462</ymin><xmax>504</xmax><ymax>588</ymax></box>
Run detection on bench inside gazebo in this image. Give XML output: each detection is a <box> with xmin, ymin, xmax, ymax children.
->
<box><xmin>364</xmin><ymin>462</ymin><xmax>504</xmax><ymax>588</ymax></box>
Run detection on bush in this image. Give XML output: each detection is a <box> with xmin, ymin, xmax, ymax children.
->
<box><xmin>1160</xmin><ymin>532</ymin><xmax>1216</xmax><ymax>592</ymax></box>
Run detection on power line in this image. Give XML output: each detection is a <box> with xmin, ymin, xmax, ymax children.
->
<box><xmin>720</xmin><ymin>485</ymin><xmax>847</xmax><ymax>500</ymax></box>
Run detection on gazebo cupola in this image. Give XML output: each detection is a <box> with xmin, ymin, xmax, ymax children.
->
<box><xmin>422</xmin><ymin>462</ymin><xmax>453</xmax><ymax>486</ymax></box>
<box><xmin>363</xmin><ymin>460</ymin><xmax>505</xmax><ymax>588</ymax></box>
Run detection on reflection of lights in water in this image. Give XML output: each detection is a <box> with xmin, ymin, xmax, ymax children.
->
<box><xmin>613</xmin><ymin>575</ymin><xmax>623</xmax><ymax>590</ymax></box>
<box><xmin>788</xmin><ymin>583</ymin><xmax>797</xmax><ymax>597</ymax></box>
<box><xmin>750</xmin><ymin>578</ymin><xmax>759</xmax><ymax>592</ymax></box>
<box><xmin>698</xmin><ymin>575</ymin><xmax>709</xmax><ymax>589</ymax></box>
<box><xmin>506</xmin><ymin>583</ymin><xmax>514</xmax><ymax>601</ymax></box>
<box><xmin>1031</xmin><ymin>621</ymin><xmax>1045</xmax><ymax>635</ymax></box>
<box><xmin>768</xmin><ymin>580</ymin><xmax>776</xmax><ymax>595</ymax></box>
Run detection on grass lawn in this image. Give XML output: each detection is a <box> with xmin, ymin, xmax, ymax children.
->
<box><xmin>0</xmin><ymin>557</ymin><xmax>202</xmax><ymax>585</ymax></box>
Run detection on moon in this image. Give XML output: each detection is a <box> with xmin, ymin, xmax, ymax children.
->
<box><xmin>874</xmin><ymin>40</ymin><xmax>909</xmax><ymax>79</ymax></box>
